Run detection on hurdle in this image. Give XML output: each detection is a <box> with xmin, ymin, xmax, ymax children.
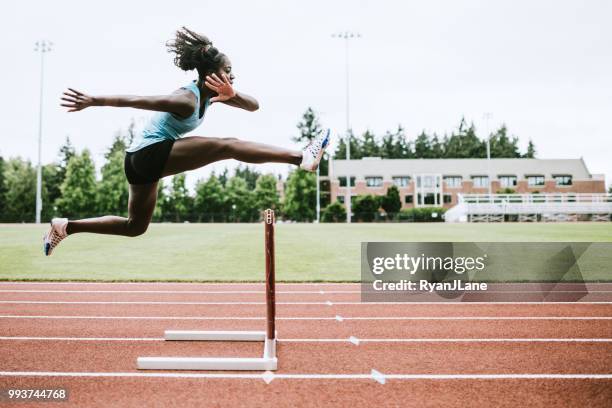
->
<box><xmin>136</xmin><ymin>209</ymin><xmax>277</xmax><ymax>371</ymax></box>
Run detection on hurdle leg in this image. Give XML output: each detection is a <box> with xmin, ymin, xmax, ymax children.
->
<box><xmin>137</xmin><ymin>209</ymin><xmax>277</xmax><ymax>371</ymax></box>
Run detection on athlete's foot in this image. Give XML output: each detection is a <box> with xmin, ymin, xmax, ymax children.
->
<box><xmin>300</xmin><ymin>128</ymin><xmax>331</xmax><ymax>172</ymax></box>
<box><xmin>43</xmin><ymin>218</ymin><xmax>68</xmax><ymax>256</ymax></box>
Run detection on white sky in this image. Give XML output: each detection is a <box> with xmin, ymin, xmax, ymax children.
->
<box><xmin>1</xmin><ymin>0</ymin><xmax>611</xmax><ymax>189</ymax></box>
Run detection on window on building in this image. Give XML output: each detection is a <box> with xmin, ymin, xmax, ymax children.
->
<box><xmin>443</xmin><ymin>176</ymin><xmax>462</xmax><ymax>188</ymax></box>
<box><xmin>338</xmin><ymin>176</ymin><xmax>356</xmax><ymax>187</ymax></box>
<box><xmin>424</xmin><ymin>193</ymin><xmax>436</xmax><ymax>205</ymax></box>
<box><xmin>499</xmin><ymin>175</ymin><xmax>517</xmax><ymax>188</ymax></box>
<box><xmin>554</xmin><ymin>175</ymin><xmax>572</xmax><ymax>186</ymax></box>
<box><xmin>392</xmin><ymin>176</ymin><xmax>411</xmax><ymax>187</ymax></box>
<box><xmin>365</xmin><ymin>176</ymin><xmax>383</xmax><ymax>187</ymax></box>
<box><xmin>527</xmin><ymin>175</ymin><xmax>545</xmax><ymax>186</ymax></box>
<box><xmin>417</xmin><ymin>175</ymin><xmax>438</xmax><ymax>188</ymax></box>
<box><xmin>337</xmin><ymin>196</ymin><xmax>344</xmax><ymax>204</ymax></box>
<box><xmin>471</xmin><ymin>176</ymin><xmax>489</xmax><ymax>188</ymax></box>
<box><xmin>443</xmin><ymin>194</ymin><xmax>453</xmax><ymax>204</ymax></box>
<box><xmin>405</xmin><ymin>195</ymin><xmax>413</xmax><ymax>204</ymax></box>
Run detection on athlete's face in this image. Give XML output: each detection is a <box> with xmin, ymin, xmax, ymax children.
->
<box><xmin>216</xmin><ymin>56</ymin><xmax>235</xmax><ymax>84</ymax></box>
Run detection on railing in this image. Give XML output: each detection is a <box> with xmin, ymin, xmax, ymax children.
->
<box><xmin>445</xmin><ymin>193</ymin><xmax>612</xmax><ymax>222</ymax></box>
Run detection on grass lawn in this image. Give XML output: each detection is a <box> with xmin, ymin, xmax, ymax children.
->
<box><xmin>1</xmin><ymin>222</ymin><xmax>611</xmax><ymax>282</ymax></box>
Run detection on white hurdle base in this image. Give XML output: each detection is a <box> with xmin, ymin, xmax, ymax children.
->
<box><xmin>137</xmin><ymin>330</ymin><xmax>277</xmax><ymax>371</ymax></box>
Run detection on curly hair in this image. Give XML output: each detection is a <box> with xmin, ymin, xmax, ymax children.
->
<box><xmin>166</xmin><ymin>27</ymin><xmax>225</xmax><ymax>76</ymax></box>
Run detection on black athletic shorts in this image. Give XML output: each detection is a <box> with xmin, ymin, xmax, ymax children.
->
<box><xmin>124</xmin><ymin>139</ymin><xmax>175</xmax><ymax>185</ymax></box>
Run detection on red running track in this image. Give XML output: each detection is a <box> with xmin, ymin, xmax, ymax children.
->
<box><xmin>0</xmin><ymin>282</ymin><xmax>611</xmax><ymax>408</ymax></box>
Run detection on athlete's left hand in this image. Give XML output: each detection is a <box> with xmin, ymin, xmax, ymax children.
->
<box><xmin>205</xmin><ymin>73</ymin><xmax>236</xmax><ymax>103</ymax></box>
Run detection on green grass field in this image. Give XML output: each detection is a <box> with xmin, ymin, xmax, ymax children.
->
<box><xmin>1</xmin><ymin>222</ymin><xmax>611</xmax><ymax>282</ymax></box>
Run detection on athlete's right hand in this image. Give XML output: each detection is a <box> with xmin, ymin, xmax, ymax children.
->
<box><xmin>61</xmin><ymin>88</ymin><xmax>97</xmax><ymax>112</ymax></box>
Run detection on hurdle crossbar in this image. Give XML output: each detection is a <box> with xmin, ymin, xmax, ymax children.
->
<box><xmin>137</xmin><ymin>209</ymin><xmax>277</xmax><ymax>371</ymax></box>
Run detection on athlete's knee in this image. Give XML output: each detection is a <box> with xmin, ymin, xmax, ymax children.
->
<box><xmin>125</xmin><ymin>218</ymin><xmax>150</xmax><ymax>237</ymax></box>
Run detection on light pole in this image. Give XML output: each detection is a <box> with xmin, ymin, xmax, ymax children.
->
<box><xmin>332</xmin><ymin>31</ymin><xmax>360</xmax><ymax>223</ymax></box>
<box><xmin>483</xmin><ymin>112</ymin><xmax>493</xmax><ymax>197</ymax></box>
<box><xmin>34</xmin><ymin>40</ymin><xmax>52</xmax><ymax>224</ymax></box>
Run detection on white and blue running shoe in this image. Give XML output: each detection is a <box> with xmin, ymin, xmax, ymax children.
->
<box><xmin>300</xmin><ymin>128</ymin><xmax>331</xmax><ymax>172</ymax></box>
<box><xmin>43</xmin><ymin>218</ymin><xmax>68</xmax><ymax>256</ymax></box>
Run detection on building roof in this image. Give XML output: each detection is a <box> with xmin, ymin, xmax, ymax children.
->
<box><xmin>330</xmin><ymin>157</ymin><xmax>593</xmax><ymax>180</ymax></box>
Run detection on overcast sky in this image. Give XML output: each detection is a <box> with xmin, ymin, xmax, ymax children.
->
<box><xmin>2</xmin><ymin>0</ymin><xmax>611</xmax><ymax>189</ymax></box>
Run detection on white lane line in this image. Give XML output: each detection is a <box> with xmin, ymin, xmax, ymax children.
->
<box><xmin>1</xmin><ymin>336</ymin><xmax>611</xmax><ymax>343</ymax></box>
<box><xmin>0</xmin><ymin>290</ymin><xmax>361</xmax><ymax>294</ymax></box>
<box><xmin>1</xmin><ymin>315</ymin><xmax>611</xmax><ymax>321</ymax></box>
<box><xmin>0</xmin><ymin>282</ymin><xmax>362</xmax><ymax>286</ymax></box>
<box><xmin>2</xmin><ymin>301</ymin><xmax>612</xmax><ymax>305</ymax></box>
<box><xmin>0</xmin><ymin>371</ymin><xmax>610</xmax><ymax>380</ymax></box>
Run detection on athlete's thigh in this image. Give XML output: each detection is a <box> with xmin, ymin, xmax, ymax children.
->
<box><xmin>128</xmin><ymin>182</ymin><xmax>158</xmax><ymax>224</ymax></box>
<box><xmin>161</xmin><ymin>136</ymin><xmax>233</xmax><ymax>177</ymax></box>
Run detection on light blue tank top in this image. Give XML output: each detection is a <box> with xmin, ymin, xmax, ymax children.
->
<box><xmin>126</xmin><ymin>81</ymin><xmax>210</xmax><ymax>152</ymax></box>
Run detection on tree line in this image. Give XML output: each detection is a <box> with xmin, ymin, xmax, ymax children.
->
<box><xmin>0</xmin><ymin>109</ymin><xmax>536</xmax><ymax>223</ymax></box>
<box><xmin>333</xmin><ymin>117</ymin><xmax>536</xmax><ymax>160</ymax></box>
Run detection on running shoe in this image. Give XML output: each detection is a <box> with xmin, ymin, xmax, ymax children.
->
<box><xmin>300</xmin><ymin>128</ymin><xmax>331</xmax><ymax>172</ymax></box>
<box><xmin>43</xmin><ymin>218</ymin><xmax>68</xmax><ymax>256</ymax></box>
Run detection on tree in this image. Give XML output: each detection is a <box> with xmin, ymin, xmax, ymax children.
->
<box><xmin>2</xmin><ymin>158</ymin><xmax>40</xmax><ymax>222</ymax></box>
<box><xmin>225</xmin><ymin>176</ymin><xmax>258</xmax><ymax>222</ymax></box>
<box><xmin>254</xmin><ymin>174</ymin><xmax>280</xmax><ymax>213</ymax></box>
<box><xmin>57</xmin><ymin>136</ymin><xmax>76</xmax><ymax>183</ymax></box>
<box><xmin>293</xmin><ymin>107</ymin><xmax>322</xmax><ymax>143</ymax></box>
<box><xmin>294</xmin><ymin>107</ymin><xmax>329</xmax><ymax>175</ymax></box>
<box><xmin>353</xmin><ymin>195</ymin><xmax>381</xmax><ymax>222</ymax></box>
<box><xmin>218</xmin><ymin>168</ymin><xmax>229</xmax><ymax>187</ymax></box>
<box><xmin>153</xmin><ymin>180</ymin><xmax>167</xmax><ymax>222</ymax></box>
<box><xmin>381</xmin><ymin>185</ymin><xmax>401</xmax><ymax>217</ymax></box>
<box><xmin>524</xmin><ymin>140</ymin><xmax>536</xmax><ymax>158</ymax></box>
<box><xmin>322</xmin><ymin>201</ymin><xmax>346</xmax><ymax>222</ymax></box>
<box><xmin>333</xmin><ymin>130</ymin><xmax>362</xmax><ymax>160</ymax></box>
<box><xmin>0</xmin><ymin>155</ymin><xmax>6</xmax><ymax>221</ymax></box>
<box><xmin>56</xmin><ymin>150</ymin><xmax>97</xmax><ymax>218</ymax></box>
<box><xmin>41</xmin><ymin>163</ymin><xmax>61</xmax><ymax>221</ymax></box>
<box><xmin>444</xmin><ymin>119</ymin><xmax>485</xmax><ymax>158</ymax></box>
<box><xmin>489</xmin><ymin>125</ymin><xmax>520</xmax><ymax>158</ymax></box>
<box><xmin>283</xmin><ymin>169</ymin><xmax>316</xmax><ymax>222</ymax></box>
<box><xmin>165</xmin><ymin>174</ymin><xmax>194</xmax><ymax>222</ymax></box>
<box><xmin>234</xmin><ymin>165</ymin><xmax>260</xmax><ymax>190</ymax></box>
<box><xmin>361</xmin><ymin>130</ymin><xmax>380</xmax><ymax>157</ymax></box>
<box><xmin>97</xmin><ymin>148</ymin><xmax>129</xmax><ymax>216</ymax></box>
<box><xmin>194</xmin><ymin>174</ymin><xmax>226</xmax><ymax>221</ymax></box>
<box><xmin>414</xmin><ymin>131</ymin><xmax>432</xmax><ymax>158</ymax></box>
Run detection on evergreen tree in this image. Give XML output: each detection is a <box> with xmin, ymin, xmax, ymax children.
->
<box><xmin>0</xmin><ymin>155</ymin><xmax>6</xmax><ymax>221</ymax></box>
<box><xmin>381</xmin><ymin>185</ymin><xmax>402</xmax><ymax>216</ymax></box>
<box><xmin>218</xmin><ymin>168</ymin><xmax>229</xmax><ymax>187</ymax></box>
<box><xmin>41</xmin><ymin>163</ymin><xmax>61</xmax><ymax>221</ymax></box>
<box><xmin>153</xmin><ymin>180</ymin><xmax>168</xmax><ymax>222</ymax></box>
<box><xmin>294</xmin><ymin>107</ymin><xmax>328</xmax><ymax>175</ymax></box>
<box><xmin>97</xmin><ymin>149</ymin><xmax>129</xmax><ymax>216</ymax></box>
<box><xmin>333</xmin><ymin>130</ymin><xmax>362</xmax><ymax>160</ymax></box>
<box><xmin>524</xmin><ymin>140</ymin><xmax>536</xmax><ymax>158</ymax></box>
<box><xmin>254</xmin><ymin>174</ymin><xmax>280</xmax><ymax>213</ymax></box>
<box><xmin>166</xmin><ymin>174</ymin><xmax>194</xmax><ymax>222</ymax></box>
<box><xmin>57</xmin><ymin>136</ymin><xmax>76</xmax><ymax>182</ymax></box>
<box><xmin>489</xmin><ymin>125</ymin><xmax>520</xmax><ymax>158</ymax></box>
<box><xmin>2</xmin><ymin>158</ymin><xmax>40</xmax><ymax>222</ymax></box>
<box><xmin>283</xmin><ymin>169</ymin><xmax>316</xmax><ymax>222</ymax></box>
<box><xmin>414</xmin><ymin>131</ymin><xmax>432</xmax><ymax>158</ymax></box>
<box><xmin>430</xmin><ymin>134</ymin><xmax>444</xmax><ymax>158</ymax></box>
<box><xmin>194</xmin><ymin>174</ymin><xmax>226</xmax><ymax>221</ymax></box>
<box><xmin>293</xmin><ymin>107</ymin><xmax>322</xmax><ymax>143</ymax></box>
<box><xmin>234</xmin><ymin>165</ymin><xmax>260</xmax><ymax>190</ymax></box>
<box><xmin>56</xmin><ymin>150</ymin><xmax>97</xmax><ymax>218</ymax></box>
<box><xmin>361</xmin><ymin>130</ymin><xmax>380</xmax><ymax>157</ymax></box>
<box><xmin>225</xmin><ymin>176</ymin><xmax>258</xmax><ymax>222</ymax></box>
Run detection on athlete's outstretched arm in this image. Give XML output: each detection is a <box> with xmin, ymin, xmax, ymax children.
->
<box><xmin>206</xmin><ymin>73</ymin><xmax>259</xmax><ymax>112</ymax></box>
<box><xmin>60</xmin><ymin>88</ymin><xmax>196</xmax><ymax>117</ymax></box>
